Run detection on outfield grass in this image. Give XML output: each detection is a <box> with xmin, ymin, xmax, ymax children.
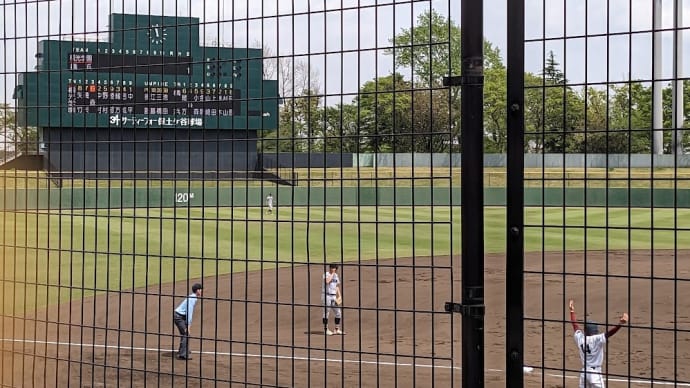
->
<box><xmin>2</xmin><ymin>206</ymin><xmax>690</xmax><ymax>313</ymax></box>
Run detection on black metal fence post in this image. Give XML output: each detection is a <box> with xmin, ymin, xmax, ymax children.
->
<box><xmin>506</xmin><ymin>0</ymin><xmax>525</xmax><ymax>386</ymax></box>
<box><xmin>460</xmin><ymin>0</ymin><xmax>485</xmax><ymax>386</ymax></box>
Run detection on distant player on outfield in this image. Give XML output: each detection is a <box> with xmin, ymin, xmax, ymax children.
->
<box><xmin>568</xmin><ymin>299</ymin><xmax>628</xmax><ymax>388</ymax></box>
<box><xmin>173</xmin><ymin>283</ymin><xmax>203</xmax><ymax>360</ymax></box>
<box><xmin>266</xmin><ymin>193</ymin><xmax>274</xmax><ymax>214</ymax></box>
<box><xmin>322</xmin><ymin>263</ymin><xmax>343</xmax><ymax>335</ymax></box>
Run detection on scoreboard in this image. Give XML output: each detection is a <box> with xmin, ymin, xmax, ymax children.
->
<box><xmin>15</xmin><ymin>13</ymin><xmax>279</xmax><ymax>131</ymax></box>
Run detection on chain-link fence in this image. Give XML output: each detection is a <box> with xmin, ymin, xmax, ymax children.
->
<box><xmin>3</xmin><ymin>1</ymin><xmax>687</xmax><ymax>387</ymax></box>
<box><xmin>1</xmin><ymin>1</ymin><xmax>461</xmax><ymax>386</ymax></box>
<box><xmin>508</xmin><ymin>0</ymin><xmax>690</xmax><ymax>386</ymax></box>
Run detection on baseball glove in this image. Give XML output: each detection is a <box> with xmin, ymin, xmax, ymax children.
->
<box><xmin>335</xmin><ymin>295</ymin><xmax>343</xmax><ymax>306</ymax></box>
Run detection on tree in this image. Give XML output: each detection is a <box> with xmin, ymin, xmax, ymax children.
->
<box><xmin>321</xmin><ymin>104</ymin><xmax>360</xmax><ymax>153</ymax></box>
<box><xmin>261</xmin><ymin>43</ymin><xmax>321</xmax><ymax>99</ymax></box>
<box><xmin>259</xmin><ymin>44</ymin><xmax>323</xmax><ymax>152</ymax></box>
<box><xmin>522</xmin><ymin>52</ymin><xmax>587</xmax><ymax>153</ymax></box>
<box><xmin>355</xmin><ymin>73</ymin><xmax>413</xmax><ymax>152</ymax></box>
<box><xmin>608</xmin><ymin>82</ymin><xmax>653</xmax><ymax>153</ymax></box>
<box><xmin>387</xmin><ymin>9</ymin><xmax>461</xmax><ymax>87</ymax></box>
<box><xmin>408</xmin><ymin>88</ymin><xmax>453</xmax><ymax>152</ymax></box>
<box><xmin>387</xmin><ymin>10</ymin><xmax>504</xmax><ymax>151</ymax></box>
<box><xmin>483</xmin><ymin>66</ymin><xmax>508</xmax><ymax>152</ymax></box>
<box><xmin>261</xmin><ymin>88</ymin><xmax>323</xmax><ymax>152</ymax></box>
<box><xmin>543</xmin><ymin>51</ymin><xmax>565</xmax><ymax>85</ymax></box>
<box><xmin>1</xmin><ymin>103</ymin><xmax>38</xmax><ymax>155</ymax></box>
<box><xmin>387</xmin><ymin>9</ymin><xmax>502</xmax><ymax>86</ymax></box>
<box><xmin>543</xmin><ymin>52</ymin><xmax>586</xmax><ymax>153</ymax></box>
<box><xmin>564</xmin><ymin>86</ymin><xmax>632</xmax><ymax>154</ymax></box>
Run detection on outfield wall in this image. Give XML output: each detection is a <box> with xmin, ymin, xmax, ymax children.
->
<box><xmin>2</xmin><ymin>187</ymin><xmax>690</xmax><ymax>209</ymax></box>
<box><xmin>355</xmin><ymin>153</ymin><xmax>690</xmax><ymax>168</ymax></box>
<box><xmin>260</xmin><ymin>152</ymin><xmax>354</xmax><ymax>168</ymax></box>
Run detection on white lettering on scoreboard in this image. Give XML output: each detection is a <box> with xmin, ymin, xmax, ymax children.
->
<box><xmin>108</xmin><ymin>114</ymin><xmax>203</xmax><ymax>127</ymax></box>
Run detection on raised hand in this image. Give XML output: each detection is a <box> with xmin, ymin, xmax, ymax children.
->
<box><xmin>619</xmin><ymin>313</ymin><xmax>629</xmax><ymax>324</ymax></box>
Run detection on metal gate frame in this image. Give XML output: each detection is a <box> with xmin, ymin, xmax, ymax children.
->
<box><xmin>506</xmin><ymin>0</ymin><xmax>525</xmax><ymax>386</ymax></box>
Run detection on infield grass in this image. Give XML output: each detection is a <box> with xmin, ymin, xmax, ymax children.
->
<box><xmin>2</xmin><ymin>205</ymin><xmax>690</xmax><ymax>313</ymax></box>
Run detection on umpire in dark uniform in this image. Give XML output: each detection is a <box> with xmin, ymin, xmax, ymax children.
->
<box><xmin>173</xmin><ymin>283</ymin><xmax>203</xmax><ymax>360</ymax></box>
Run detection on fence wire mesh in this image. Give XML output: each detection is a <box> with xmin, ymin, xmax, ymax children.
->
<box><xmin>1</xmin><ymin>1</ymin><xmax>461</xmax><ymax>387</ymax></box>
<box><xmin>516</xmin><ymin>0</ymin><xmax>690</xmax><ymax>386</ymax></box>
<box><xmin>4</xmin><ymin>0</ymin><xmax>688</xmax><ymax>387</ymax></box>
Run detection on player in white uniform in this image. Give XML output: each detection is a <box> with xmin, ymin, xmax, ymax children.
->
<box><xmin>322</xmin><ymin>263</ymin><xmax>343</xmax><ymax>335</ymax></box>
<box><xmin>266</xmin><ymin>193</ymin><xmax>274</xmax><ymax>214</ymax></box>
<box><xmin>569</xmin><ymin>300</ymin><xmax>628</xmax><ymax>388</ymax></box>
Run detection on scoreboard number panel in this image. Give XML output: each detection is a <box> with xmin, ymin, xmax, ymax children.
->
<box><xmin>66</xmin><ymin>83</ymin><xmax>240</xmax><ymax>117</ymax></box>
<box><xmin>67</xmin><ymin>53</ymin><xmax>192</xmax><ymax>75</ymax></box>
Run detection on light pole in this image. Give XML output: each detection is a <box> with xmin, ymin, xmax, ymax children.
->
<box><xmin>672</xmin><ymin>0</ymin><xmax>685</xmax><ymax>156</ymax></box>
<box><xmin>653</xmin><ymin>0</ymin><xmax>664</xmax><ymax>155</ymax></box>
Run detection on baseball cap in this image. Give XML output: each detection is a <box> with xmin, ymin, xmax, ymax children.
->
<box><xmin>585</xmin><ymin>320</ymin><xmax>598</xmax><ymax>335</ymax></box>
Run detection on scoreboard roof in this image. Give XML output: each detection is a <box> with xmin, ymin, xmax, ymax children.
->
<box><xmin>15</xmin><ymin>13</ymin><xmax>279</xmax><ymax>131</ymax></box>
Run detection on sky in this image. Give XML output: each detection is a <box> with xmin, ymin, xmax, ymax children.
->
<box><xmin>0</xmin><ymin>0</ymin><xmax>689</xmax><ymax>106</ymax></box>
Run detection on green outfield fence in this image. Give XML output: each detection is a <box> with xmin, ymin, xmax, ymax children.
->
<box><xmin>3</xmin><ymin>187</ymin><xmax>690</xmax><ymax>210</ymax></box>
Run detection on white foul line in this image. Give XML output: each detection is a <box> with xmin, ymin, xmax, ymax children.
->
<box><xmin>0</xmin><ymin>338</ymin><xmax>456</xmax><ymax>370</ymax></box>
<box><xmin>1</xmin><ymin>338</ymin><xmax>689</xmax><ymax>386</ymax></box>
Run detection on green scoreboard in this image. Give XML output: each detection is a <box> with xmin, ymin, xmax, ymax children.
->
<box><xmin>16</xmin><ymin>13</ymin><xmax>279</xmax><ymax>130</ymax></box>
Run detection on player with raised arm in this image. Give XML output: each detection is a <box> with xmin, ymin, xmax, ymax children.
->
<box><xmin>568</xmin><ymin>299</ymin><xmax>628</xmax><ymax>388</ymax></box>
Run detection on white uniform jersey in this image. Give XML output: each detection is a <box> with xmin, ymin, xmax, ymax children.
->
<box><xmin>266</xmin><ymin>196</ymin><xmax>274</xmax><ymax>207</ymax></box>
<box><xmin>322</xmin><ymin>272</ymin><xmax>339</xmax><ymax>296</ymax></box>
<box><xmin>574</xmin><ymin>330</ymin><xmax>607</xmax><ymax>367</ymax></box>
<box><xmin>321</xmin><ymin>272</ymin><xmax>342</xmax><ymax>320</ymax></box>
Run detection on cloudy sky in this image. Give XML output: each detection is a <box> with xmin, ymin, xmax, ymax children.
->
<box><xmin>1</xmin><ymin>0</ymin><xmax>689</xmax><ymax>105</ymax></box>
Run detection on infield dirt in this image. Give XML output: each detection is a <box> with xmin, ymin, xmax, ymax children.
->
<box><xmin>3</xmin><ymin>250</ymin><xmax>690</xmax><ymax>387</ymax></box>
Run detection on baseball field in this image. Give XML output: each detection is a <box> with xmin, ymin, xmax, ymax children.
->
<box><xmin>2</xmin><ymin>202</ymin><xmax>690</xmax><ymax>386</ymax></box>
<box><xmin>3</xmin><ymin>205</ymin><xmax>690</xmax><ymax>313</ymax></box>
